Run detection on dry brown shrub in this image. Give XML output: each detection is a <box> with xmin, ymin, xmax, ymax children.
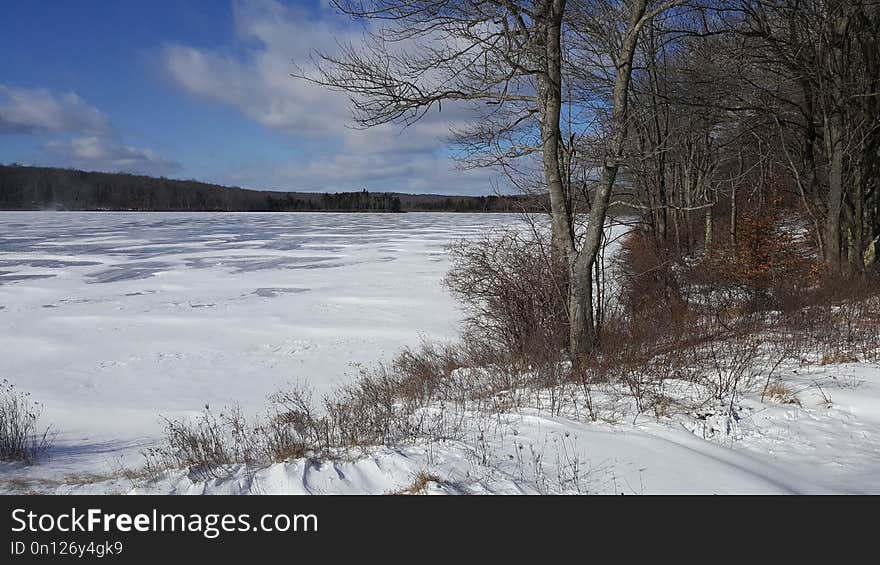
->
<box><xmin>762</xmin><ymin>381</ymin><xmax>800</xmax><ymax>405</ymax></box>
<box><xmin>444</xmin><ymin>229</ymin><xmax>569</xmax><ymax>360</ymax></box>
<box><xmin>0</xmin><ymin>380</ymin><xmax>54</xmax><ymax>464</ymax></box>
<box><xmin>387</xmin><ymin>471</ymin><xmax>442</xmax><ymax>495</ymax></box>
<box><xmin>692</xmin><ymin>203</ymin><xmax>820</xmax><ymax>313</ymax></box>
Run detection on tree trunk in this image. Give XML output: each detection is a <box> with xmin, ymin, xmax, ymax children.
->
<box><xmin>823</xmin><ymin>6</ymin><xmax>851</xmax><ymax>278</ymax></box>
<box><xmin>705</xmin><ymin>205</ymin><xmax>713</xmax><ymax>250</ymax></box>
<box><xmin>824</xmin><ymin>112</ymin><xmax>844</xmax><ymax>276</ymax></box>
<box><xmin>730</xmin><ymin>153</ymin><xmax>740</xmax><ymax>246</ymax></box>
<box><xmin>568</xmin><ymin>0</ymin><xmax>650</xmax><ymax>360</ymax></box>
<box><xmin>537</xmin><ymin>0</ymin><xmax>573</xmax><ymax>266</ymax></box>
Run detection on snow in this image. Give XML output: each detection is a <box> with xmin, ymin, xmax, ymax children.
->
<box><xmin>0</xmin><ymin>211</ymin><xmax>519</xmax><ymax>481</ymax></box>
<box><xmin>10</xmin><ymin>361</ymin><xmax>880</xmax><ymax>495</ymax></box>
<box><xmin>1</xmin><ymin>211</ymin><xmax>879</xmax><ymax>494</ymax></box>
<box><xmin>115</xmin><ymin>361</ymin><xmax>878</xmax><ymax>496</ymax></box>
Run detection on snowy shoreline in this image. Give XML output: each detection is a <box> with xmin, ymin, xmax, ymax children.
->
<box><xmin>1</xmin><ymin>212</ymin><xmax>878</xmax><ymax>495</ymax></box>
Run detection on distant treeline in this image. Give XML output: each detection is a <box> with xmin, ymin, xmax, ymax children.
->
<box><xmin>0</xmin><ymin>165</ymin><xmax>540</xmax><ymax>213</ymax></box>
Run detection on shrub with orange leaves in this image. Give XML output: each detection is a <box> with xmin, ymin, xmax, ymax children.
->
<box><xmin>695</xmin><ymin>202</ymin><xmax>820</xmax><ymax>311</ymax></box>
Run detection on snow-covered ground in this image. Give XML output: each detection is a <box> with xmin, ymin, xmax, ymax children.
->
<box><xmin>8</xmin><ymin>360</ymin><xmax>880</xmax><ymax>495</ymax></box>
<box><xmin>1</xmin><ymin>211</ymin><xmax>878</xmax><ymax>494</ymax></box>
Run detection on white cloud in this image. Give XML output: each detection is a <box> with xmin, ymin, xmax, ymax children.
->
<box><xmin>223</xmin><ymin>150</ymin><xmax>498</xmax><ymax>194</ymax></box>
<box><xmin>161</xmin><ymin>0</ymin><xmax>502</xmax><ymax>194</ymax></box>
<box><xmin>43</xmin><ymin>136</ymin><xmax>181</xmax><ymax>176</ymax></box>
<box><xmin>0</xmin><ymin>84</ymin><xmax>109</xmax><ymax>135</ymax></box>
<box><xmin>1</xmin><ymin>84</ymin><xmax>180</xmax><ymax>177</ymax></box>
<box><xmin>162</xmin><ymin>0</ymin><xmax>354</xmax><ymax>137</ymax></box>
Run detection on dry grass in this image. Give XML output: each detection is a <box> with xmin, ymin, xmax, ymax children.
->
<box><xmin>142</xmin><ymin>358</ymin><xmax>472</xmax><ymax>479</ymax></box>
<box><xmin>0</xmin><ymin>470</ymin><xmax>133</xmax><ymax>494</ymax></box>
<box><xmin>819</xmin><ymin>352</ymin><xmax>862</xmax><ymax>365</ymax></box>
<box><xmin>0</xmin><ymin>380</ymin><xmax>54</xmax><ymax>463</ymax></box>
<box><xmin>762</xmin><ymin>381</ymin><xmax>800</xmax><ymax>405</ymax></box>
<box><xmin>387</xmin><ymin>471</ymin><xmax>443</xmax><ymax>495</ymax></box>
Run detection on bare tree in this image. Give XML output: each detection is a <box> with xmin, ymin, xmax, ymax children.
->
<box><xmin>297</xmin><ymin>0</ymin><xmax>688</xmax><ymax>360</ymax></box>
<box><xmin>739</xmin><ymin>0</ymin><xmax>880</xmax><ymax>278</ymax></box>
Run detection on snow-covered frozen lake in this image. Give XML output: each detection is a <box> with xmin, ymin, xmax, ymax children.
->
<box><xmin>0</xmin><ymin>211</ymin><xmax>520</xmax><ymax>471</ymax></box>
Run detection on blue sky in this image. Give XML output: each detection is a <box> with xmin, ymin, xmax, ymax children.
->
<box><xmin>0</xmin><ymin>0</ymin><xmax>495</xmax><ymax>194</ymax></box>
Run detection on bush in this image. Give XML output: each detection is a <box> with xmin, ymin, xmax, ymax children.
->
<box><xmin>142</xmin><ymin>403</ymin><xmax>320</xmax><ymax>480</ymax></box>
<box><xmin>614</xmin><ymin>230</ymin><xmax>697</xmax><ymax>347</ymax></box>
<box><xmin>144</xmin><ymin>359</ymin><xmax>471</xmax><ymax>478</ymax></box>
<box><xmin>775</xmin><ymin>277</ymin><xmax>880</xmax><ymax>364</ymax></box>
<box><xmin>444</xmin><ymin>229</ymin><xmax>569</xmax><ymax>361</ymax></box>
<box><xmin>143</xmin><ymin>330</ymin><xmax>579</xmax><ymax>479</ymax></box>
<box><xmin>691</xmin><ymin>204</ymin><xmax>820</xmax><ymax>313</ymax></box>
<box><xmin>0</xmin><ymin>380</ymin><xmax>54</xmax><ymax>463</ymax></box>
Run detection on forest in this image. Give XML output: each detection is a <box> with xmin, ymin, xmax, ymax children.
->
<box><xmin>0</xmin><ymin>164</ymin><xmax>534</xmax><ymax>212</ymax></box>
<box><xmin>302</xmin><ymin>0</ymin><xmax>879</xmax><ymax>355</ymax></box>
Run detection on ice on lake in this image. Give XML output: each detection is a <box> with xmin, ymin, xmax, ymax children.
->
<box><xmin>0</xmin><ymin>211</ymin><xmax>521</xmax><ymax>469</ymax></box>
